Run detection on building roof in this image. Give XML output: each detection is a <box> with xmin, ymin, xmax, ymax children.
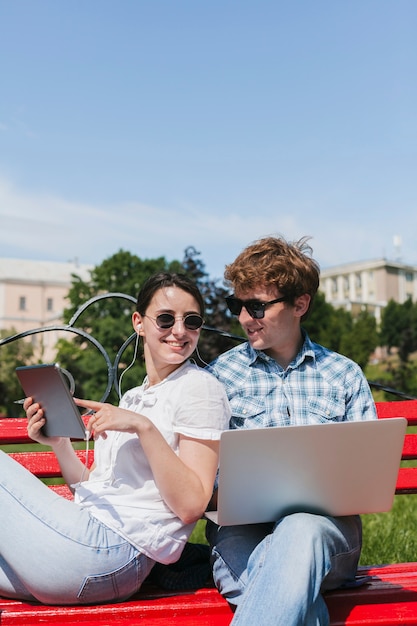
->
<box><xmin>321</xmin><ymin>258</ymin><xmax>417</xmax><ymax>277</ymax></box>
<box><xmin>0</xmin><ymin>258</ymin><xmax>93</xmax><ymax>284</ymax></box>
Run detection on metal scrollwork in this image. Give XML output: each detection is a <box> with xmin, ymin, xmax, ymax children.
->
<box><xmin>0</xmin><ymin>292</ymin><xmax>137</xmax><ymax>403</ymax></box>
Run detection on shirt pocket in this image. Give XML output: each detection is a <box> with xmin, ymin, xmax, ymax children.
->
<box><xmin>307</xmin><ymin>394</ymin><xmax>346</xmax><ymax>423</ymax></box>
<box><xmin>230</xmin><ymin>395</ymin><xmax>266</xmax><ymax>428</ymax></box>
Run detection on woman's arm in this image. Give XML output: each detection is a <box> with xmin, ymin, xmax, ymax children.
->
<box><xmin>140</xmin><ymin>427</ymin><xmax>219</xmax><ymax>523</ymax></box>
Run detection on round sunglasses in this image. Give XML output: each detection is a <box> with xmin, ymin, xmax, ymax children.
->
<box><xmin>145</xmin><ymin>313</ymin><xmax>204</xmax><ymax>330</ymax></box>
<box><xmin>225</xmin><ymin>295</ymin><xmax>287</xmax><ymax>319</ymax></box>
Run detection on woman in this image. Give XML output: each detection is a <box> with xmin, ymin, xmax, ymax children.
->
<box><xmin>0</xmin><ymin>272</ymin><xmax>230</xmax><ymax>605</ymax></box>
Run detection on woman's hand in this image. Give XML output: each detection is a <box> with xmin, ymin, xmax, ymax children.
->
<box><xmin>74</xmin><ymin>398</ymin><xmax>148</xmax><ymax>439</ymax></box>
<box><xmin>23</xmin><ymin>397</ymin><xmax>64</xmax><ymax>447</ymax></box>
<box><xmin>23</xmin><ymin>397</ymin><xmax>86</xmax><ymax>490</ymax></box>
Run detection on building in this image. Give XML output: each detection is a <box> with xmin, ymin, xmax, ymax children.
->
<box><xmin>0</xmin><ymin>258</ymin><xmax>93</xmax><ymax>361</ymax></box>
<box><xmin>320</xmin><ymin>258</ymin><xmax>417</xmax><ymax>323</ymax></box>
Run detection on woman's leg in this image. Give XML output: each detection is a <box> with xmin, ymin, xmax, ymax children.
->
<box><xmin>0</xmin><ymin>451</ymin><xmax>154</xmax><ymax>604</ymax></box>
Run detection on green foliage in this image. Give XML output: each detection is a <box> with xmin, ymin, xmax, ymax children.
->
<box><xmin>63</xmin><ymin>250</ymin><xmax>182</xmax><ymax>319</ymax></box>
<box><xmin>189</xmin><ymin>519</ymin><xmax>208</xmax><ymax>544</ymax></box>
<box><xmin>181</xmin><ymin>246</ymin><xmax>240</xmax><ymax>365</ymax></box>
<box><xmin>304</xmin><ymin>294</ymin><xmax>379</xmax><ymax>369</ymax></box>
<box><xmin>339</xmin><ymin>310</ymin><xmax>379</xmax><ymax>370</ymax></box>
<box><xmin>380</xmin><ymin>299</ymin><xmax>404</xmax><ymax>353</ymax></box>
<box><xmin>304</xmin><ymin>292</ymin><xmax>353</xmax><ymax>352</ymax></box>
<box><xmin>380</xmin><ymin>297</ymin><xmax>417</xmax><ymax>363</ymax></box>
<box><xmin>367</xmin><ymin>358</ymin><xmax>417</xmax><ymax>400</ymax></box>
<box><xmin>365</xmin><ymin>305</ymin><xmax>417</xmax><ymax>399</ymax></box>
<box><xmin>0</xmin><ymin>329</ymin><xmax>33</xmax><ymax>416</ymax></box>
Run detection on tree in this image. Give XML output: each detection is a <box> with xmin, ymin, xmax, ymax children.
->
<box><xmin>380</xmin><ymin>299</ymin><xmax>409</xmax><ymax>358</ymax></box>
<box><xmin>304</xmin><ymin>292</ymin><xmax>353</xmax><ymax>353</ymax></box>
<box><xmin>380</xmin><ymin>298</ymin><xmax>417</xmax><ymax>364</ymax></box>
<box><xmin>340</xmin><ymin>310</ymin><xmax>379</xmax><ymax>370</ymax></box>
<box><xmin>304</xmin><ymin>295</ymin><xmax>378</xmax><ymax>369</ymax></box>
<box><xmin>181</xmin><ymin>246</ymin><xmax>242</xmax><ymax>365</ymax></box>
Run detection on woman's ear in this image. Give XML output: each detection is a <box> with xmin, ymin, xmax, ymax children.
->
<box><xmin>132</xmin><ymin>312</ymin><xmax>143</xmax><ymax>334</ymax></box>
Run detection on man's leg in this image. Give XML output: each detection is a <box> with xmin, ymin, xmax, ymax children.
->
<box><xmin>231</xmin><ymin>513</ymin><xmax>362</xmax><ymax>626</ymax></box>
<box><xmin>205</xmin><ymin>520</ymin><xmax>273</xmax><ymax>608</ymax></box>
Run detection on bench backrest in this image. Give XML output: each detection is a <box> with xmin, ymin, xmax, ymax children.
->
<box><xmin>374</xmin><ymin>400</ymin><xmax>417</xmax><ymax>494</ymax></box>
<box><xmin>2</xmin><ymin>399</ymin><xmax>417</xmax><ymax>497</ymax></box>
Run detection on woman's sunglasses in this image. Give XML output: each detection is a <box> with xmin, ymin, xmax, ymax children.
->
<box><xmin>225</xmin><ymin>295</ymin><xmax>287</xmax><ymax>319</ymax></box>
<box><xmin>145</xmin><ymin>313</ymin><xmax>204</xmax><ymax>330</ymax></box>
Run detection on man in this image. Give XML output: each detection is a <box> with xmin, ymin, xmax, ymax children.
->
<box><xmin>205</xmin><ymin>235</ymin><xmax>377</xmax><ymax>626</ymax></box>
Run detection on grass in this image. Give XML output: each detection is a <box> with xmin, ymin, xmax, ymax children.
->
<box><xmin>360</xmin><ymin>494</ymin><xmax>417</xmax><ymax>565</ymax></box>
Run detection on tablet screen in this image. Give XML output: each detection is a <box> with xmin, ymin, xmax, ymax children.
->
<box><xmin>16</xmin><ymin>363</ymin><xmax>87</xmax><ymax>439</ymax></box>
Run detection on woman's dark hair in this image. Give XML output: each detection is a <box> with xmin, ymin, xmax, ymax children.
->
<box><xmin>136</xmin><ymin>272</ymin><xmax>205</xmax><ymax>316</ymax></box>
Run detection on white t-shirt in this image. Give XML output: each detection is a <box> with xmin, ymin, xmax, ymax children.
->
<box><xmin>74</xmin><ymin>361</ymin><xmax>230</xmax><ymax>564</ymax></box>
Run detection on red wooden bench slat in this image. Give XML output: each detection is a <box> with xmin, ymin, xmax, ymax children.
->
<box><xmin>375</xmin><ymin>400</ymin><xmax>417</xmax><ymax>425</ymax></box>
<box><xmin>8</xmin><ymin>450</ymin><xmax>90</xmax><ymax>477</ymax></box>
<box><xmin>0</xmin><ymin>418</ymin><xmax>88</xmax><ymax>445</ymax></box>
<box><xmin>49</xmin><ymin>483</ymin><xmax>75</xmax><ymax>498</ymax></box>
<box><xmin>401</xmin><ymin>433</ymin><xmax>417</xmax><ymax>459</ymax></box>
<box><xmin>395</xmin><ymin>467</ymin><xmax>417</xmax><ymax>494</ymax></box>
<box><xmin>327</xmin><ymin>563</ymin><xmax>417</xmax><ymax>625</ymax></box>
<box><xmin>0</xmin><ymin>417</ymin><xmax>34</xmax><ymax>444</ymax></box>
<box><xmin>0</xmin><ymin>587</ymin><xmax>232</xmax><ymax>625</ymax></box>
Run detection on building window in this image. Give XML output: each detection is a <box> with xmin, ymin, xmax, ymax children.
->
<box><xmin>47</xmin><ymin>297</ymin><xmax>53</xmax><ymax>312</ymax></box>
<box><xmin>19</xmin><ymin>296</ymin><xmax>26</xmax><ymax>311</ymax></box>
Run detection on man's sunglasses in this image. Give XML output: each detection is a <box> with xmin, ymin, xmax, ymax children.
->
<box><xmin>145</xmin><ymin>313</ymin><xmax>204</xmax><ymax>330</ymax></box>
<box><xmin>225</xmin><ymin>295</ymin><xmax>287</xmax><ymax>319</ymax></box>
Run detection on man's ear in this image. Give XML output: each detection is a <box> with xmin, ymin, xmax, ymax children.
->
<box><xmin>294</xmin><ymin>294</ymin><xmax>311</xmax><ymax>318</ymax></box>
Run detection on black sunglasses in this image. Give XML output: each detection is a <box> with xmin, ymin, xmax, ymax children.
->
<box><xmin>225</xmin><ymin>295</ymin><xmax>287</xmax><ymax>319</ymax></box>
<box><xmin>145</xmin><ymin>313</ymin><xmax>204</xmax><ymax>330</ymax></box>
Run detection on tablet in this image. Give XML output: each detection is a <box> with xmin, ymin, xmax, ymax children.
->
<box><xmin>16</xmin><ymin>363</ymin><xmax>87</xmax><ymax>439</ymax></box>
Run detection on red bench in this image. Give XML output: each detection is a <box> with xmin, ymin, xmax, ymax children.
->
<box><xmin>1</xmin><ymin>399</ymin><xmax>417</xmax><ymax>625</ymax></box>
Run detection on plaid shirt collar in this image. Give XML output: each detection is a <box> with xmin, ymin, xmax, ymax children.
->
<box><xmin>246</xmin><ymin>329</ymin><xmax>316</xmax><ymax>370</ymax></box>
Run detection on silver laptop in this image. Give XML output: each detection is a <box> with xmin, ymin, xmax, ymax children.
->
<box><xmin>205</xmin><ymin>418</ymin><xmax>407</xmax><ymax>526</ymax></box>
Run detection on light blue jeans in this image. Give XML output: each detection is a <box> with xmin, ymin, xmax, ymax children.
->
<box><xmin>206</xmin><ymin>512</ymin><xmax>362</xmax><ymax>626</ymax></box>
<box><xmin>0</xmin><ymin>451</ymin><xmax>155</xmax><ymax>605</ymax></box>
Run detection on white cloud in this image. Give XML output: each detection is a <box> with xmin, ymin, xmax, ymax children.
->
<box><xmin>1</xmin><ymin>176</ymin><xmax>416</xmax><ymax>283</ymax></box>
<box><xmin>0</xmin><ymin>177</ymin><xmax>296</xmax><ymax>277</ymax></box>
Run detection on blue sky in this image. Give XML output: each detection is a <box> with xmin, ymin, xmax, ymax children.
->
<box><xmin>0</xmin><ymin>0</ymin><xmax>416</xmax><ymax>281</ymax></box>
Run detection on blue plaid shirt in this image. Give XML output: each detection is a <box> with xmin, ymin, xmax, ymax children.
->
<box><xmin>206</xmin><ymin>331</ymin><xmax>377</xmax><ymax>429</ymax></box>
